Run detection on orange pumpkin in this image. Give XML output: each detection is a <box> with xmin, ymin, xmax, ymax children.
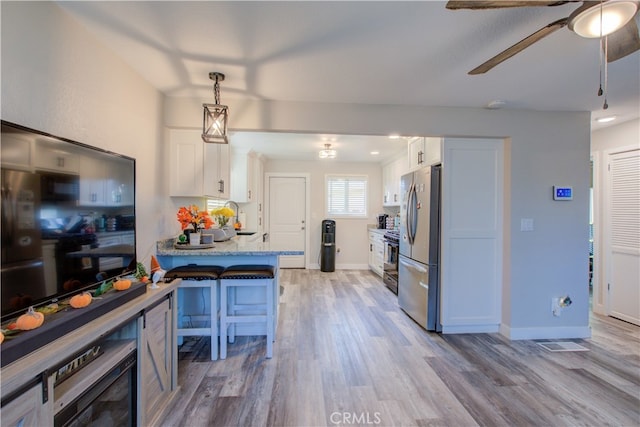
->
<box><xmin>70</xmin><ymin>292</ymin><xmax>92</xmax><ymax>308</ymax></box>
<box><xmin>16</xmin><ymin>306</ymin><xmax>45</xmax><ymax>330</ymax></box>
<box><xmin>0</xmin><ymin>331</ymin><xmax>5</xmax><ymax>344</ymax></box>
<box><xmin>113</xmin><ymin>279</ymin><xmax>132</xmax><ymax>291</ymax></box>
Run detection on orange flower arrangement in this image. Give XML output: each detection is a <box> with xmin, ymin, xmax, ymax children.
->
<box><xmin>177</xmin><ymin>205</ymin><xmax>213</xmax><ymax>231</ymax></box>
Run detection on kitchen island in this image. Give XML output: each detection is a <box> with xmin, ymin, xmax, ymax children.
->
<box><xmin>156</xmin><ymin>234</ymin><xmax>303</xmax><ymax>357</ymax></box>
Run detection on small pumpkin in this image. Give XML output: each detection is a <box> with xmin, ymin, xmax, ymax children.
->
<box><xmin>16</xmin><ymin>306</ymin><xmax>45</xmax><ymax>330</ymax></box>
<box><xmin>113</xmin><ymin>279</ymin><xmax>132</xmax><ymax>291</ymax></box>
<box><xmin>70</xmin><ymin>292</ymin><xmax>92</xmax><ymax>309</ymax></box>
<box><xmin>0</xmin><ymin>331</ymin><xmax>5</xmax><ymax>344</ymax></box>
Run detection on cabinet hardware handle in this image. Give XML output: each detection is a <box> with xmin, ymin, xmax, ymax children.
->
<box><xmin>418</xmin><ymin>150</ymin><xmax>424</xmax><ymax>164</ymax></box>
<box><xmin>248</xmin><ymin>190</ymin><xmax>252</xmax><ymax>199</ymax></box>
<box><xmin>218</xmin><ymin>180</ymin><xmax>224</xmax><ymax>193</ymax></box>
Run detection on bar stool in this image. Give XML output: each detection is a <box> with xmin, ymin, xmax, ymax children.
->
<box><xmin>219</xmin><ymin>264</ymin><xmax>275</xmax><ymax>359</ymax></box>
<box><xmin>164</xmin><ymin>264</ymin><xmax>224</xmax><ymax>360</ymax></box>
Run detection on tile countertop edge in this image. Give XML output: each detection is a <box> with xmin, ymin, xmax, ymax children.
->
<box><xmin>156</xmin><ymin>237</ymin><xmax>304</xmax><ymax>256</ymax></box>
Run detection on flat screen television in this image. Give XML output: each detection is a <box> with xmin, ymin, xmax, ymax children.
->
<box><xmin>1</xmin><ymin>121</ymin><xmax>137</xmax><ymax>321</ymax></box>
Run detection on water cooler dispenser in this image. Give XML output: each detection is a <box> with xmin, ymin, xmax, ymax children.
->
<box><xmin>320</xmin><ymin>219</ymin><xmax>336</xmax><ymax>272</ymax></box>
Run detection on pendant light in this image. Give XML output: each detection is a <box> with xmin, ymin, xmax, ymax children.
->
<box><xmin>202</xmin><ymin>72</ymin><xmax>229</xmax><ymax>144</ymax></box>
<box><xmin>319</xmin><ymin>143</ymin><xmax>337</xmax><ymax>159</ymax></box>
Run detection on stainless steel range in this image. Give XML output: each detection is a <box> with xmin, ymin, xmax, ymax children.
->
<box><xmin>383</xmin><ymin>230</ymin><xmax>399</xmax><ymax>294</ymax></box>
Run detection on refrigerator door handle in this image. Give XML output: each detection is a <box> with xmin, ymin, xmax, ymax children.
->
<box><xmin>418</xmin><ymin>280</ymin><xmax>429</xmax><ymax>290</ymax></box>
<box><xmin>406</xmin><ymin>182</ymin><xmax>416</xmax><ymax>245</ymax></box>
<box><xmin>399</xmin><ymin>258</ymin><xmax>427</xmax><ymax>274</ymax></box>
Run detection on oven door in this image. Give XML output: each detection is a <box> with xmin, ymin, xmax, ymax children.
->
<box><xmin>383</xmin><ymin>240</ymin><xmax>399</xmax><ymax>294</ymax></box>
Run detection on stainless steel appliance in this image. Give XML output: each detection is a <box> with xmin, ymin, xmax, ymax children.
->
<box><xmin>398</xmin><ymin>165</ymin><xmax>441</xmax><ymax>331</ymax></box>
<box><xmin>39</xmin><ymin>171</ymin><xmax>79</xmax><ymax>203</ymax></box>
<box><xmin>383</xmin><ymin>230</ymin><xmax>399</xmax><ymax>294</ymax></box>
<box><xmin>1</xmin><ymin>169</ymin><xmax>47</xmax><ymax>315</ymax></box>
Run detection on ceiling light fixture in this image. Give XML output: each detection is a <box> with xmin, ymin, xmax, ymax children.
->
<box><xmin>596</xmin><ymin>115</ymin><xmax>617</xmax><ymax>123</ymax></box>
<box><xmin>202</xmin><ymin>72</ymin><xmax>229</xmax><ymax>144</ymax></box>
<box><xmin>568</xmin><ymin>1</ymin><xmax>638</xmax><ymax>38</ymax></box>
<box><xmin>319</xmin><ymin>143</ymin><xmax>337</xmax><ymax>159</ymax></box>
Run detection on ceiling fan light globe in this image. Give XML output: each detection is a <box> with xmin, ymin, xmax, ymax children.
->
<box><xmin>569</xmin><ymin>1</ymin><xmax>639</xmax><ymax>38</ymax></box>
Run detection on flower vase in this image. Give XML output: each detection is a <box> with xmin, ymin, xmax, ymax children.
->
<box><xmin>189</xmin><ymin>232</ymin><xmax>201</xmax><ymax>245</ymax></box>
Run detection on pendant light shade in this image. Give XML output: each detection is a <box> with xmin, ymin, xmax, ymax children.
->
<box><xmin>202</xmin><ymin>72</ymin><xmax>229</xmax><ymax>144</ymax></box>
<box><xmin>319</xmin><ymin>143</ymin><xmax>337</xmax><ymax>159</ymax></box>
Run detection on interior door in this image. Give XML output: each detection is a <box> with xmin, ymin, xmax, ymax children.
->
<box><xmin>268</xmin><ymin>176</ymin><xmax>306</xmax><ymax>268</ymax></box>
<box><xmin>607</xmin><ymin>149</ymin><xmax>640</xmax><ymax>325</ymax></box>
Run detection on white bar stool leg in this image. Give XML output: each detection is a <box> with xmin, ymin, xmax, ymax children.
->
<box><xmin>219</xmin><ymin>281</ymin><xmax>228</xmax><ymax>360</ymax></box>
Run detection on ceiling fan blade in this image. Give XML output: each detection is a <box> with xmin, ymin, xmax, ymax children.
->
<box><xmin>469</xmin><ymin>18</ymin><xmax>568</xmax><ymax>74</ymax></box>
<box><xmin>606</xmin><ymin>17</ymin><xmax>640</xmax><ymax>62</ymax></box>
<box><xmin>446</xmin><ymin>1</ymin><xmax>575</xmax><ymax>10</ymax></box>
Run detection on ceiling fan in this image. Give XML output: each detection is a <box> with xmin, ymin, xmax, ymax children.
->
<box><xmin>447</xmin><ymin>1</ymin><xmax>640</xmax><ymax>75</ymax></box>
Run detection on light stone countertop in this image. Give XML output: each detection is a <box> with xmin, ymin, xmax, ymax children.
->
<box><xmin>156</xmin><ymin>235</ymin><xmax>304</xmax><ymax>257</ymax></box>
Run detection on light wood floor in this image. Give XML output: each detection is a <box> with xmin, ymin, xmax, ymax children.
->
<box><xmin>161</xmin><ymin>269</ymin><xmax>640</xmax><ymax>427</ymax></box>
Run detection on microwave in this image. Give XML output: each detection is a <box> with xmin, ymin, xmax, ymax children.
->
<box><xmin>39</xmin><ymin>171</ymin><xmax>79</xmax><ymax>203</ymax></box>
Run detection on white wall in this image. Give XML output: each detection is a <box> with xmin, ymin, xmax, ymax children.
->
<box><xmin>166</xmin><ymin>97</ymin><xmax>591</xmax><ymax>338</ymax></box>
<box><xmin>1</xmin><ymin>2</ymin><xmax>166</xmax><ymax>267</ymax></box>
<box><xmin>265</xmin><ymin>159</ymin><xmax>383</xmax><ymax>269</ymax></box>
<box><xmin>590</xmin><ymin>118</ymin><xmax>640</xmax><ymax>315</ymax></box>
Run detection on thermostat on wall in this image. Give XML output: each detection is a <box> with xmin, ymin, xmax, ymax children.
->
<box><xmin>553</xmin><ymin>186</ymin><xmax>573</xmax><ymax>200</ymax></box>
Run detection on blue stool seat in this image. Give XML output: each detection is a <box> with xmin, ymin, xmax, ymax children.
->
<box><xmin>219</xmin><ymin>264</ymin><xmax>276</xmax><ymax>359</ymax></box>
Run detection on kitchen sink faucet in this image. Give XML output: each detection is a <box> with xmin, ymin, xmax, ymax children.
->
<box><xmin>224</xmin><ymin>200</ymin><xmax>240</xmax><ymax>225</ymax></box>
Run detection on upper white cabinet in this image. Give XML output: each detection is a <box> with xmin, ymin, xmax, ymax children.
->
<box><xmin>169</xmin><ymin>129</ymin><xmax>204</xmax><ymax>197</ymax></box>
<box><xmin>34</xmin><ymin>140</ymin><xmax>79</xmax><ymax>174</ymax></box>
<box><xmin>203</xmin><ymin>143</ymin><xmax>230</xmax><ymax>199</ymax></box>
<box><xmin>230</xmin><ymin>149</ymin><xmax>257</xmax><ymax>203</ymax></box>
<box><xmin>79</xmin><ymin>155</ymin><xmax>134</xmax><ymax>206</ymax></box>
<box><xmin>408</xmin><ymin>137</ymin><xmax>442</xmax><ymax>170</ymax></box>
<box><xmin>382</xmin><ymin>153</ymin><xmax>408</xmax><ymax>206</ymax></box>
<box><xmin>1</xmin><ymin>133</ymin><xmax>33</xmax><ymax>170</ymax></box>
<box><xmin>168</xmin><ymin>129</ymin><xmax>230</xmax><ymax>199</ymax></box>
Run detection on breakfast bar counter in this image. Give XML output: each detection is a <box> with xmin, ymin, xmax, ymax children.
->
<box><xmin>156</xmin><ymin>235</ymin><xmax>303</xmax><ymax>357</ymax></box>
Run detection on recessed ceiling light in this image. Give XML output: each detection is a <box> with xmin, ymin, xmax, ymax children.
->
<box><xmin>595</xmin><ymin>116</ymin><xmax>617</xmax><ymax>123</ymax></box>
<box><xmin>370</xmin><ymin>151</ymin><xmax>380</xmax><ymax>155</ymax></box>
<box><xmin>389</xmin><ymin>134</ymin><xmax>400</xmax><ymax>139</ymax></box>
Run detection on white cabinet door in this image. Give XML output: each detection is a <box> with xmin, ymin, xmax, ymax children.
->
<box><xmin>408</xmin><ymin>137</ymin><xmax>425</xmax><ymax>171</ymax></box>
<box><xmin>1</xmin><ymin>133</ymin><xmax>33</xmax><ymax>170</ymax></box>
<box><xmin>78</xmin><ymin>155</ymin><xmax>106</xmax><ymax>206</ymax></box>
<box><xmin>203</xmin><ymin>143</ymin><xmax>230</xmax><ymax>199</ymax></box>
<box><xmin>169</xmin><ymin>129</ymin><xmax>203</xmax><ymax>197</ymax></box>
<box><xmin>105</xmin><ymin>160</ymin><xmax>134</xmax><ymax>206</ymax></box>
<box><xmin>1</xmin><ymin>382</ymin><xmax>51</xmax><ymax>427</ymax></box>
<box><xmin>230</xmin><ymin>149</ymin><xmax>256</xmax><ymax>203</ymax></box>
<box><xmin>34</xmin><ymin>141</ymin><xmax>79</xmax><ymax>173</ymax></box>
<box><xmin>424</xmin><ymin>137</ymin><xmax>442</xmax><ymax>166</ymax></box>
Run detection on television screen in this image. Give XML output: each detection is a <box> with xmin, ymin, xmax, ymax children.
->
<box><xmin>1</xmin><ymin>121</ymin><xmax>136</xmax><ymax>320</ymax></box>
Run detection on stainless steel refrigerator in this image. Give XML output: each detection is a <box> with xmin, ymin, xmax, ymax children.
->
<box><xmin>1</xmin><ymin>168</ymin><xmax>46</xmax><ymax>315</ymax></box>
<box><xmin>398</xmin><ymin>164</ymin><xmax>441</xmax><ymax>331</ymax></box>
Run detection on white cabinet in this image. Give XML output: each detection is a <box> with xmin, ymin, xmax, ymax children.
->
<box><xmin>169</xmin><ymin>129</ymin><xmax>230</xmax><ymax>199</ymax></box>
<box><xmin>78</xmin><ymin>154</ymin><xmax>107</xmax><ymax>206</ymax></box>
<box><xmin>34</xmin><ymin>140</ymin><xmax>79</xmax><ymax>174</ymax></box>
<box><xmin>230</xmin><ymin>149</ymin><xmax>258</xmax><ymax>203</ymax></box>
<box><xmin>368</xmin><ymin>230</ymin><xmax>384</xmax><ymax>277</ymax></box>
<box><xmin>169</xmin><ymin>129</ymin><xmax>204</xmax><ymax>197</ymax></box>
<box><xmin>408</xmin><ymin>137</ymin><xmax>442</xmax><ymax>170</ymax></box>
<box><xmin>203</xmin><ymin>143</ymin><xmax>230</xmax><ymax>199</ymax></box>
<box><xmin>105</xmin><ymin>160</ymin><xmax>134</xmax><ymax>206</ymax></box>
<box><xmin>382</xmin><ymin>153</ymin><xmax>408</xmax><ymax>206</ymax></box>
<box><xmin>1</xmin><ymin>133</ymin><xmax>33</xmax><ymax>170</ymax></box>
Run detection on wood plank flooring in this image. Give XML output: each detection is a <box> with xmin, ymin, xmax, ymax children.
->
<box><xmin>160</xmin><ymin>269</ymin><xmax>640</xmax><ymax>427</ymax></box>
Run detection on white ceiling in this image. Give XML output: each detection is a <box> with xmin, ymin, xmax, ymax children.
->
<box><xmin>56</xmin><ymin>1</ymin><xmax>639</xmax><ymax>162</ymax></box>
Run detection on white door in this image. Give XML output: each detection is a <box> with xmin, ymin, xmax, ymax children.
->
<box><xmin>268</xmin><ymin>176</ymin><xmax>306</xmax><ymax>268</ymax></box>
<box><xmin>607</xmin><ymin>149</ymin><xmax>640</xmax><ymax>325</ymax></box>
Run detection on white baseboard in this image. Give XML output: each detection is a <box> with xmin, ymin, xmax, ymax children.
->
<box><xmin>500</xmin><ymin>324</ymin><xmax>592</xmax><ymax>340</ymax></box>
<box><xmin>441</xmin><ymin>324</ymin><xmax>500</xmax><ymax>334</ymax></box>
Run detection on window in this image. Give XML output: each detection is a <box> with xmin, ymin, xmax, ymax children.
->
<box><xmin>326</xmin><ymin>175</ymin><xmax>368</xmax><ymax>217</ymax></box>
<box><xmin>206</xmin><ymin>198</ymin><xmax>227</xmax><ymax>212</ymax></box>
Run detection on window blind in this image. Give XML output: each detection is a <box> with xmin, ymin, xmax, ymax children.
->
<box><xmin>326</xmin><ymin>175</ymin><xmax>367</xmax><ymax>217</ymax></box>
